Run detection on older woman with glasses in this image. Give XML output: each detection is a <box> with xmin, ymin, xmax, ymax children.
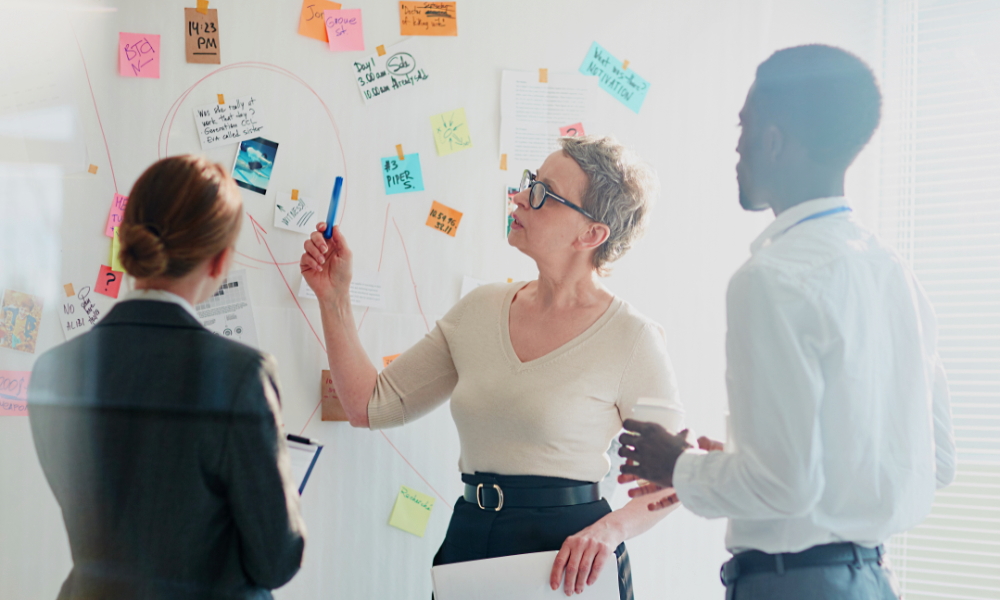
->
<box><xmin>301</xmin><ymin>136</ymin><xmax>682</xmax><ymax>599</ymax></box>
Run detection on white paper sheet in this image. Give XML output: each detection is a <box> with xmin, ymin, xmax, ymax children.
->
<box><xmin>274</xmin><ymin>192</ymin><xmax>319</xmax><ymax>234</ymax></box>
<box><xmin>286</xmin><ymin>436</ymin><xmax>322</xmax><ymax>495</ymax></box>
<box><xmin>299</xmin><ymin>271</ymin><xmax>385</xmax><ymax>309</ymax></box>
<box><xmin>353</xmin><ymin>39</ymin><xmax>431</xmax><ymax>104</ymax></box>
<box><xmin>431</xmin><ymin>550</ymin><xmax>618</xmax><ymax>600</ymax></box>
<box><xmin>195</xmin><ymin>269</ymin><xmax>259</xmax><ymax>348</ymax></box>
<box><xmin>192</xmin><ymin>95</ymin><xmax>264</xmax><ymax>149</ymax></box>
<box><xmin>58</xmin><ymin>284</ymin><xmax>104</xmax><ymax>341</ymax></box>
<box><xmin>499</xmin><ymin>71</ymin><xmax>595</xmax><ymax>169</ymax></box>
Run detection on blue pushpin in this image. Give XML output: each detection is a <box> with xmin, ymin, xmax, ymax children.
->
<box><xmin>324</xmin><ymin>176</ymin><xmax>344</xmax><ymax>239</ymax></box>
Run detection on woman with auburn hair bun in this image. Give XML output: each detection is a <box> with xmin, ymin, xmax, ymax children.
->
<box><xmin>27</xmin><ymin>155</ymin><xmax>307</xmax><ymax>600</ymax></box>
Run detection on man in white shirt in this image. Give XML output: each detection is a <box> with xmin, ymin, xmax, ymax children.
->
<box><xmin>619</xmin><ymin>45</ymin><xmax>956</xmax><ymax>599</ymax></box>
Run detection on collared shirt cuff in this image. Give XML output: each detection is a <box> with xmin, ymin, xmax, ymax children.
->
<box><xmin>673</xmin><ymin>449</ymin><xmax>711</xmax><ymax>516</ymax></box>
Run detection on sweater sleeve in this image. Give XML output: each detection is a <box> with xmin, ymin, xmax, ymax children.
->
<box><xmin>616</xmin><ymin>322</ymin><xmax>683</xmax><ymax>427</ymax></box>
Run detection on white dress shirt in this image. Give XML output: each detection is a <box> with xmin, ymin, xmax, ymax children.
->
<box><xmin>122</xmin><ymin>288</ymin><xmax>201</xmax><ymax>322</ymax></box>
<box><xmin>673</xmin><ymin>197</ymin><xmax>956</xmax><ymax>554</ymax></box>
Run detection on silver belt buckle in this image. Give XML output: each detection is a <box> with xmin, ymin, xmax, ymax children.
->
<box><xmin>475</xmin><ymin>483</ymin><xmax>504</xmax><ymax>511</ymax></box>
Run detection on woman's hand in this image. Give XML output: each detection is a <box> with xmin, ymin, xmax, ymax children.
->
<box><xmin>300</xmin><ymin>222</ymin><xmax>352</xmax><ymax>302</ymax></box>
<box><xmin>550</xmin><ymin>518</ymin><xmax>621</xmax><ymax>596</ymax></box>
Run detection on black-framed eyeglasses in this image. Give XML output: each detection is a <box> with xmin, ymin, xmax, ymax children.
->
<box><xmin>519</xmin><ymin>169</ymin><xmax>599</xmax><ymax>222</ymax></box>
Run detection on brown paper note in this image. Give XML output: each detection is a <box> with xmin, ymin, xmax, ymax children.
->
<box><xmin>185</xmin><ymin>7</ymin><xmax>221</xmax><ymax>64</ymax></box>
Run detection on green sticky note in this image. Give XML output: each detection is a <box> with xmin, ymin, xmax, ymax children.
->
<box><xmin>430</xmin><ymin>108</ymin><xmax>472</xmax><ymax>156</ymax></box>
<box><xmin>388</xmin><ymin>485</ymin><xmax>435</xmax><ymax>537</ymax></box>
<box><xmin>110</xmin><ymin>227</ymin><xmax>125</xmax><ymax>273</ymax></box>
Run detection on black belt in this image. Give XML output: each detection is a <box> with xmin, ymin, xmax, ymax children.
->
<box><xmin>461</xmin><ymin>474</ymin><xmax>600</xmax><ymax>511</ymax></box>
<box><xmin>721</xmin><ymin>542</ymin><xmax>884</xmax><ymax>586</ymax></box>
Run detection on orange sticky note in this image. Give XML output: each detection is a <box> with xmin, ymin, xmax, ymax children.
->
<box><xmin>88</xmin><ymin>164</ymin><xmax>98</xmax><ymax>174</ymax></box>
<box><xmin>399</xmin><ymin>1</ymin><xmax>457</xmax><ymax>36</ymax></box>
<box><xmin>298</xmin><ymin>0</ymin><xmax>343</xmax><ymax>42</ymax></box>
<box><xmin>376</xmin><ymin>44</ymin><xmax>386</xmax><ymax>56</ymax></box>
<box><xmin>64</xmin><ymin>283</ymin><xmax>75</xmax><ymax>297</ymax></box>
<box><xmin>539</xmin><ymin>68</ymin><xmax>548</xmax><ymax>83</ymax></box>
<box><xmin>320</xmin><ymin>369</ymin><xmax>349</xmax><ymax>421</ymax></box>
<box><xmin>383</xmin><ymin>354</ymin><xmax>401</xmax><ymax>368</ymax></box>
<box><xmin>499</xmin><ymin>154</ymin><xmax>507</xmax><ymax>171</ymax></box>
<box><xmin>425</xmin><ymin>201</ymin><xmax>462</xmax><ymax>237</ymax></box>
<box><xmin>196</xmin><ymin>0</ymin><xmax>209</xmax><ymax>15</ymax></box>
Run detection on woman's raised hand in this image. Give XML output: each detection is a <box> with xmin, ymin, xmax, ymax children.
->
<box><xmin>300</xmin><ymin>223</ymin><xmax>353</xmax><ymax>301</ymax></box>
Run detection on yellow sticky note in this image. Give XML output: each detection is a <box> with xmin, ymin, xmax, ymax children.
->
<box><xmin>399</xmin><ymin>1</ymin><xmax>457</xmax><ymax>36</ymax></box>
<box><xmin>298</xmin><ymin>0</ymin><xmax>343</xmax><ymax>42</ymax></box>
<box><xmin>388</xmin><ymin>485</ymin><xmax>435</xmax><ymax>537</ymax></box>
<box><xmin>430</xmin><ymin>108</ymin><xmax>472</xmax><ymax>156</ymax></box>
<box><xmin>426</xmin><ymin>201</ymin><xmax>462</xmax><ymax>237</ymax></box>
<box><xmin>110</xmin><ymin>227</ymin><xmax>125</xmax><ymax>273</ymax></box>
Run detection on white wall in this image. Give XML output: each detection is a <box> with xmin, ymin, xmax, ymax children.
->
<box><xmin>0</xmin><ymin>1</ymin><xmax>881</xmax><ymax>598</ymax></box>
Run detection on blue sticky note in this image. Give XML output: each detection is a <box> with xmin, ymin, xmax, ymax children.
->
<box><xmin>381</xmin><ymin>153</ymin><xmax>425</xmax><ymax>195</ymax></box>
<box><xmin>578</xmin><ymin>42</ymin><xmax>650</xmax><ymax>114</ymax></box>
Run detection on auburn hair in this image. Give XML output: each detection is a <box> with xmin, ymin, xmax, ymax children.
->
<box><xmin>118</xmin><ymin>155</ymin><xmax>243</xmax><ymax>279</ymax></box>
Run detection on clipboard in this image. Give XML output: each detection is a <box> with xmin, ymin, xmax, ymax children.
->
<box><xmin>285</xmin><ymin>434</ymin><xmax>323</xmax><ymax>495</ymax></box>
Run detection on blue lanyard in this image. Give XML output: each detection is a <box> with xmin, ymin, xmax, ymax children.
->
<box><xmin>782</xmin><ymin>206</ymin><xmax>852</xmax><ymax>234</ymax></box>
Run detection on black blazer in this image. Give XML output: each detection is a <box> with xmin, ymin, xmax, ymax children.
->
<box><xmin>28</xmin><ymin>300</ymin><xmax>306</xmax><ymax>600</ymax></box>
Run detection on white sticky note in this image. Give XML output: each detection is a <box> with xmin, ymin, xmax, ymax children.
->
<box><xmin>193</xmin><ymin>95</ymin><xmax>265</xmax><ymax>149</ymax></box>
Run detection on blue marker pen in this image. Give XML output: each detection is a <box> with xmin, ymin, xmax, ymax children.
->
<box><xmin>324</xmin><ymin>176</ymin><xmax>344</xmax><ymax>239</ymax></box>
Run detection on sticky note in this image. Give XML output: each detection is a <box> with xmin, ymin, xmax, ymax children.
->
<box><xmin>193</xmin><ymin>95</ymin><xmax>264</xmax><ymax>149</ymax></box>
<box><xmin>560</xmin><ymin>123</ymin><xmax>585</xmax><ymax>137</ymax></box>
<box><xmin>185</xmin><ymin>7</ymin><xmax>221</xmax><ymax>64</ymax></box>
<box><xmin>383</xmin><ymin>354</ymin><xmax>401</xmax><ymax>368</ymax></box>
<box><xmin>579</xmin><ymin>42</ymin><xmax>650</xmax><ymax>114</ymax></box>
<box><xmin>324</xmin><ymin>9</ymin><xmax>364</xmax><ymax>52</ymax></box>
<box><xmin>110</xmin><ymin>228</ymin><xmax>125</xmax><ymax>273</ymax></box>
<box><xmin>426</xmin><ymin>200</ymin><xmax>462</xmax><ymax>237</ymax></box>
<box><xmin>353</xmin><ymin>40</ymin><xmax>431</xmax><ymax>104</ymax></box>
<box><xmin>399</xmin><ymin>1</ymin><xmax>457</xmax><ymax>36</ymax></box>
<box><xmin>298</xmin><ymin>0</ymin><xmax>342</xmax><ymax>42</ymax></box>
<box><xmin>119</xmin><ymin>33</ymin><xmax>160</xmax><ymax>79</ymax></box>
<box><xmin>95</xmin><ymin>265</ymin><xmax>123</xmax><ymax>299</ymax></box>
<box><xmin>0</xmin><ymin>371</ymin><xmax>31</xmax><ymax>417</ymax></box>
<box><xmin>388</xmin><ymin>485</ymin><xmax>435</xmax><ymax>537</ymax></box>
<box><xmin>430</xmin><ymin>108</ymin><xmax>472</xmax><ymax>156</ymax></box>
<box><xmin>59</xmin><ymin>284</ymin><xmax>102</xmax><ymax>341</ymax></box>
<box><xmin>382</xmin><ymin>153</ymin><xmax>425</xmax><ymax>195</ymax></box>
<box><xmin>105</xmin><ymin>193</ymin><xmax>128</xmax><ymax>237</ymax></box>
<box><xmin>320</xmin><ymin>369</ymin><xmax>349</xmax><ymax>421</ymax></box>
<box><xmin>0</xmin><ymin>290</ymin><xmax>44</xmax><ymax>355</ymax></box>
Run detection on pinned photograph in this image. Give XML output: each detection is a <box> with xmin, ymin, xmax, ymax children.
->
<box><xmin>232</xmin><ymin>137</ymin><xmax>279</xmax><ymax>195</ymax></box>
<box><xmin>0</xmin><ymin>290</ymin><xmax>44</xmax><ymax>354</ymax></box>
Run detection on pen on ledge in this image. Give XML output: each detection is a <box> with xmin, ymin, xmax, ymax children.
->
<box><xmin>324</xmin><ymin>176</ymin><xmax>344</xmax><ymax>240</ymax></box>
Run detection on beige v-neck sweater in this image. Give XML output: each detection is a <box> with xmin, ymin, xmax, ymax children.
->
<box><xmin>368</xmin><ymin>281</ymin><xmax>681</xmax><ymax>482</ymax></box>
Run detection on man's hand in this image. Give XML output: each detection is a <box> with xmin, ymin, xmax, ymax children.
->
<box><xmin>618</xmin><ymin>420</ymin><xmax>691</xmax><ymax>489</ymax></box>
<box><xmin>698</xmin><ymin>436</ymin><xmax>725</xmax><ymax>452</ymax></box>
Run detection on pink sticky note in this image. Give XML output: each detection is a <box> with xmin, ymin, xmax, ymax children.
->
<box><xmin>95</xmin><ymin>265</ymin><xmax>123</xmax><ymax>299</ymax></box>
<box><xmin>104</xmin><ymin>193</ymin><xmax>128</xmax><ymax>237</ymax></box>
<box><xmin>324</xmin><ymin>9</ymin><xmax>364</xmax><ymax>52</ymax></box>
<box><xmin>0</xmin><ymin>370</ymin><xmax>31</xmax><ymax>417</ymax></box>
<box><xmin>559</xmin><ymin>123</ymin><xmax>585</xmax><ymax>137</ymax></box>
<box><xmin>119</xmin><ymin>33</ymin><xmax>160</xmax><ymax>78</ymax></box>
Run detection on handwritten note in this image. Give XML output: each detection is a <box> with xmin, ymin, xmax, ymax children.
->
<box><xmin>388</xmin><ymin>485</ymin><xmax>435</xmax><ymax>537</ymax></box>
<box><xmin>0</xmin><ymin>371</ymin><xmax>31</xmax><ymax>417</ymax></box>
<box><xmin>105</xmin><ymin>193</ymin><xmax>128</xmax><ymax>237</ymax></box>
<box><xmin>193</xmin><ymin>95</ymin><xmax>264</xmax><ymax>149</ymax></box>
<box><xmin>0</xmin><ymin>290</ymin><xmax>43</xmax><ymax>354</ymax></box>
<box><xmin>430</xmin><ymin>108</ymin><xmax>472</xmax><ymax>156</ymax></box>
<box><xmin>274</xmin><ymin>192</ymin><xmax>318</xmax><ymax>234</ymax></box>
<box><xmin>353</xmin><ymin>40</ymin><xmax>430</xmax><ymax>104</ymax></box>
<box><xmin>185</xmin><ymin>7</ymin><xmax>221</xmax><ymax>64</ymax></box>
<box><xmin>119</xmin><ymin>33</ymin><xmax>160</xmax><ymax>79</ymax></box>
<box><xmin>110</xmin><ymin>227</ymin><xmax>125</xmax><ymax>273</ymax></box>
<box><xmin>59</xmin><ymin>285</ymin><xmax>103</xmax><ymax>341</ymax></box>
<box><xmin>298</xmin><ymin>0</ymin><xmax>343</xmax><ymax>42</ymax></box>
<box><xmin>320</xmin><ymin>369</ymin><xmax>349</xmax><ymax>421</ymax></box>
<box><xmin>560</xmin><ymin>122</ymin><xmax>585</xmax><ymax>137</ymax></box>
<box><xmin>324</xmin><ymin>9</ymin><xmax>364</xmax><ymax>52</ymax></box>
<box><xmin>579</xmin><ymin>42</ymin><xmax>650</xmax><ymax>114</ymax></box>
<box><xmin>299</xmin><ymin>271</ymin><xmax>385</xmax><ymax>308</ymax></box>
<box><xmin>399</xmin><ymin>2</ymin><xmax>457</xmax><ymax>36</ymax></box>
<box><xmin>426</xmin><ymin>200</ymin><xmax>462</xmax><ymax>237</ymax></box>
<box><xmin>95</xmin><ymin>265</ymin><xmax>123</xmax><ymax>299</ymax></box>
<box><xmin>382</xmin><ymin>153</ymin><xmax>425</xmax><ymax>194</ymax></box>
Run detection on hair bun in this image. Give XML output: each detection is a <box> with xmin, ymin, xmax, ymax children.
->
<box><xmin>119</xmin><ymin>223</ymin><xmax>169</xmax><ymax>278</ymax></box>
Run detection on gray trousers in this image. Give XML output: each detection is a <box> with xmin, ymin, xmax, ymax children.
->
<box><xmin>727</xmin><ymin>561</ymin><xmax>899</xmax><ymax>600</ymax></box>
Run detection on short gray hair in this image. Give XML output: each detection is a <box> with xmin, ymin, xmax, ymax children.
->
<box><xmin>559</xmin><ymin>135</ymin><xmax>658</xmax><ymax>275</ymax></box>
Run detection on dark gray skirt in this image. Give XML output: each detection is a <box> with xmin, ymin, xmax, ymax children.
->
<box><xmin>432</xmin><ymin>473</ymin><xmax>634</xmax><ymax>600</ymax></box>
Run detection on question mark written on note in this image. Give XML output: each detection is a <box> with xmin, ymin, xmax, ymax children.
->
<box><xmin>559</xmin><ymin>122</ymin><xmax>585</xmax><ymax>138</ymax></box>
<box><xmin>96</xmin><ymin>265</ymin><xmax>123</xmax><ymax>299</ymax></box>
